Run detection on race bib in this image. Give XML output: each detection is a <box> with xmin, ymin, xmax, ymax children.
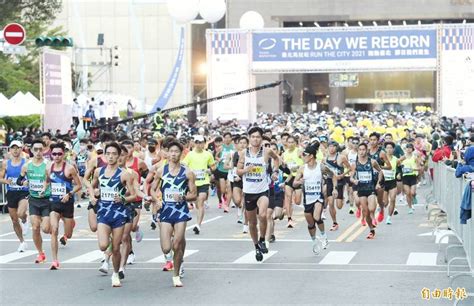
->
<box><xmin>287</xmin><ymin>162</ymin><xmax>297</xmax><ymax>171</ymax></box>
<box><xmin>7</xmin><ymin>176</ymin><xmax>21</xmax><ymax>189</ymax></box>
<box><xmin>164</xmin><ymin>187</ymin><xmax>182</xmax><ymax>203</ymax></box>
<box><xmin>51</xmin><ymin>182</ymin><xmax>67</xmax><ymax>196</ymax></box>
<box><xmin>358</xmin><ymin>171</ymin><xmax>372</xmax><ymax>183</ymax></box>
<box><xmin>100</xmin><ymin>186</ymin><xmax>117</xmax><ymax>202</ymax></box>
<box><xmin>247</xmin><ymin>166</ymin><xmax>264</xmax><ymax>180</ymax></box>
<box><xmin>29</xmin><ymin>180</ymin><xmax>44</xmax><ymax>192</ymax></box>
<box><xmin>402</xmin><ymin>167</ymin><xmax>412</xmax><ymax>174</ymax></box>
<box><xmin>305</xmin><ymin>182</ymin><xmax>321</xmax><ymax>194</ymax></box>
<box><xmin>194</xmin><ymin>169</ymin><xmax>206</xmax><ymax>181</ymax></box>
<box><xmin>382</xmin><ymin>170</ymin><xmax>395</xmax><ymax>180</ymax></box>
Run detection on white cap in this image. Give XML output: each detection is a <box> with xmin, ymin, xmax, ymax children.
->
<box><xmin>9</xmin><ymin>140</ymin><xmax>23</xmax><ymax>148</ymax></box>
<box><xmin>193</xmin><ymin>135</ymin><xmax>205</xmax><ymax>142</ymax></box>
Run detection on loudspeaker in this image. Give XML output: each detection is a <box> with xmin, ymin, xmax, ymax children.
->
<box><xmin>97</xmin><ymin>33</ymin><xmax>104</xmax><ymax>46</ymax></box>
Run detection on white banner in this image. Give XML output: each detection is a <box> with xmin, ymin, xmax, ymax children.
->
<box><xmin>439</xmin><ymin>24</ymin><xmax>474</xmax><ymax>118</ymax></box>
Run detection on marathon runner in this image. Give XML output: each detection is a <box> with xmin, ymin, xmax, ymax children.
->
<box><xmin>281</xmin><ymin>136</ymin><xmax>303</xmax><ymax>228</ymax></box>
<box><xmin>0</xmin><ymin>140</ymin><xmax>30</xmax><ymax>252</ymax></box>
<box><xmin>214</xmin><ymin>132</ymin><xmax>235</xmax><ymax>212</ymax></box>
<box><xmin>382</xmin><ymin>141</ymin><xmax>398</xmax><ymax>224</ymax></box>
<box><xmin>398</xmin><ymin>143</ymin><xmax>423</xmax><ymax>214</ymax></box>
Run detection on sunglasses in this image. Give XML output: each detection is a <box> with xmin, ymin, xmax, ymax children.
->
<box><xmin>32</xmin><ymin>147</ymin><xmax>42</xmax><ymax>152</ymax></box>
<box><xmin>52</xmin><ymin>152</ymin><xmax>63</xmax><ymax>157</ymax></box>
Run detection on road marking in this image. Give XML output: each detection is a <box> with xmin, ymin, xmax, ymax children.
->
<box><xmin>418</xmin><ymin>230</ymin><xmax>451</xmax><ymax>244</ymax></box>
<box><xmin>0</xmin><ymin>231</ymin><xmax>15</xmax><ymax>237</ymax></box>
<box><xmin>147</xmin><ymin>249</ymin><xmax>199</xmax><ymax>263</ymax></box>
<box><xmin>319</xmin><ymin>251</ymin><xmax>357</xmax><ymax>265</ymax></box>
<box><xmin>345</xmin><ymin>225</ymin><xmax>367</xmax><ymax>242</ymax></box>
<box><xmin>406</xmin><ymin>252</ymin><xmax>438</xmax><ymax>266</ymax></box>
<box><xmin>0</xmin><ymin>237</ymin><xmax>337</xmax><ymax>242</ymax></box>
<box><xmin>63</xmin><ymin>250</ymin><xmax>104</xmax><ymax>263</ymax></box>
<box><xmin>335</xmin><ymin>219</ymin><xmax>361</xmax><ymax>242</ymax></box>
<box><xmin>0</xmin><ymin>251</ymin><xmax>36</xmax><ymax>263</ymax></box>
<box><xmin>233</xmin><ymin>250</ymin><xmax>278</xmax><ymax>264</ymax></box>
<box><xmin>186</xmin><ymin>216</ymin><xmax>223</xmax><ymax>231</ymax></box>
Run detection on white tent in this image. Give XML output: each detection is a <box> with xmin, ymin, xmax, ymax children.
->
<box><xmin>0</xmin><ymin>91</ymin><xmax>42</xmax><ymax>117</ymax></box>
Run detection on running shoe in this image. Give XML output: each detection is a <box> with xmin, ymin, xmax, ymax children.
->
<box><xmin>237</xmin><ymin>214</ymin><xmax>243</xmax><ymax>224</ymax></box>
<box><xmin>231</xmin><ymin>203</ymin><xmax>236</xmax><ymax>208</ymax></box>
<box><xmin>218</xmin><ymin>202</ymin><xmax>223</xmax><ymax>209</ymax></box>
<box><xmin>408</xmin><ymin>208</ymin><xmax>414</xmax><ymax>215</ymax></box>
<box><xmin>258</xmin><ymin>240</ymin><xmax>268</xmax><ymax>254</ymax></box>
<box><xmin>21</xmin><ymin>219</ymin><xmax>29</xmax><ymax>236</ymax></box>
<box><xmin>204</xmin><ymin>201</ymin><xmax>209</xmax><ymax>209</ymax></box>
<box><xmin>179</xmin><ymin>264</ymin><xmax>184</xmax><ymax>278</ymax></box>
<box><xmin>118</xmin><ymin>269</ymin><xmax>125</xmax><ymax>280</ymax></box>
<box><xmin>321</xmin><ymin>211</ymin><xmax>327</xmax><ymax>220</ymax></box>
<box><xmin>393</xmin><ymin>208</ymin><xmax>399</xmax><ymax>216</ymax></box>
<box><xmin>223</xmin><ymin>205</ymin><xmax>229</xmax><ymax>213</ymax></box>
<box><xmin>329</xmin><ymin>223</ymin><xmax>339</xmax><ymax>231</ymax></box>
<box><xmin>377</xmin><ymin>210</ymin><xmax>384</xmax><ymax>223</ymax></box>
<box><xmin>76</xmin><ymin>204</ymin><xmax>81</xmax><ymax>208</ymax></box>
<box><xmin>348</xmin><ymin>207</ymin><xmax>354</xmax><ymax>215</ymax></box>
<box><xmin>99</xmin><ymin>261</ymin><xmax>109</xmax><ymax>274</ymax></box>
<box><xmin>269</xmin><ymin>234</ymin><xmax>276</xmax><ymax>243</ymax></box>
<box><xmin>386</xmin><ymin>216</ymin><xmax>392</xmax><ymax>225</ymax></box>
<box><xmin>172</xmin><ymin>276</ymin><xmax>183</xmax><ymax>287</ymax></box>
<box><xmin>127</xmin><ymin>252</ymin><xmax>135</xmax><ymax>265</ymax></box>
<box><xmin>150</xmin><ymin>221</ymin><xmax>157</xmax><ymax>230</ymax></box>
<box><xmin>255</xmin><ymin>247</ymin><xmax>263</xmax><ymax>262</ymax></box>
<box><xmin>312</xmin><ymin>238</ymin><xmax>322</xmax><ymax>255</ymax></box>
<box><xmin>135</xmin><ymin>227</ymin><xmax>143</xmax><ymax>243</ymax></box>
<box><xmin>193</xmin><ymin>225</ymin><xmax>200</xmax><ymax>235</ymax></box>
<box><xmin>17</xmin><ymin>242</ymin><xmax>27</xmax><ymax>253</ymax></box>
<box><xmin>60</xmin><ymin>235</ymin><xmax>68</xmax><ymax>246</ymax></box>
<box><xmin>35</xmin><ymin>252</ymin><xmax>46</xmax><ymax>263</ymax></box>
<box><xmin>372</xmin><ymin>219</ymin><xmax>377</xmax><ymax>228</ymax></box>
<box><xmin>361</xmin><ymin>218</ymin><xmax>367</xmax><ymax>226</ymax></box>
<box><xmin>210</xmin><ymin>187</ymin><xmax>216</xmax><ymax>197</ymax></box>
<box><xmin>50</xmin><ymin>260</ymin><xmax>60</xmax><ymax>270</ymax></box>
<box><xmin>413</xmin><ymin>196</ymin><xmax>418</xmax><ymax>205</ymax></box>
<box><xmin>366</xmin><ymin>231</ymin><xmax>376</xmax><ymax>239</ymax></box>
<box><xmin>287</xmin><ymin>219</ymin><xmax>296</xmax><ymax>228</ymax></box>
<box><xmin>355</xmin><ymin>207</ymin><xmax>361</xmax><ymax>219</ymax></box>
<box><xmin>242</xmin><ymin>224</ymin><xmax>249</xmax><ymax>233</ymax></box>
<box><xmin>321</xmin><ymin>235</ymin><xmax>329</xmax><ymax>249</ymax></box>
<box><xmin>111</xmin><ymin>273</ymin><xmax>121</xmax><ymax>287</ymax></box>
<box><xmin>163</xmin><ymin>261</ymin><xmax>174</xmax><ymax>271</ymax></box>
<box><xmin>144</xmin><ymin>202</ymin><xmax>150</xmax><ymax>211</ymax></box>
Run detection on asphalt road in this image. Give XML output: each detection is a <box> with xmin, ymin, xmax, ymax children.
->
<box><xmin>0</xmin><ymin>185</ymin><xmax>470</xmax><ymax>305</ymax></box>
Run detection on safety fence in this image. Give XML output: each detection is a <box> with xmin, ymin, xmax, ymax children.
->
<box><xmin>430</xmin><ymin>162</ymin><xmax>473</xmax><ymax>305</ymax></box>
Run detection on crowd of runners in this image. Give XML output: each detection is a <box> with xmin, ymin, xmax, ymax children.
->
<box><xmin>1</xmin><ymin>109</ymin><xmax>473</xmax><ymax>288</ymax></box>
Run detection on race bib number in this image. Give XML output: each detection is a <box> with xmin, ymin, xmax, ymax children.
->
<box><xmin>402</xmin><ymin>167</ymin><xmax>412</xmax><ymax>174</ymax></box>
<box><xmin>7</xmin><ymin>176</ymin><xmax>21</xmax><ymax>189</ymax></box>
<box><xmin>287</xmin><ymin>162</ymin><xmax>297</xmax><ymax>171</ymax></box>
<box><xmin>29</xmin><ymin>180</ymin><xmax>43</xmax><ymax>192</ymax></box>
<box><xmin>100</xmin><ymin>186</ymin><xmax>117</xmax><ymax>202</ymax></box>
<box><xmin>164</xmin><ymin>187</ymin><xmax>182</xmax><ymax>203</ymax></box>
<box><xmin>51</xmin><ymin>183</ymin><xmax>67</xmax><ymax>196</ymax></box>
<box><xmin>358</xmin><ymin>171</ymin><xmax>372</xmax><ymax>183</ymax></box>
<box><xmin>194</xmin><ymin>170</ymin><xmax>206</xmax><ymax>181</ymax></box>
<box><xmin>247</xmin><ymin>166</ymin><xmax>264</xmax><ymax>180</ymax></box>
<box><xmin>305</xmin><ymin>182</ymin><xmax>321</xmax><ymax>194</ymax></box>
<box><xmin>382</xmin><ymin>170</ymin><xmax>395</xmax><ymax>180</ymax></box>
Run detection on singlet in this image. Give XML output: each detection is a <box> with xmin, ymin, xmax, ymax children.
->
<box><xmin>355</xmin><ymin>157</ymin><xmax>375</xmax><ymax>192</ymax></box>
<box><xmin>242</xmin><ymin>147</ymin><xmax>268</xmax><ymax>194</ymax></box>
<box><xmin>217</xmin><ymin>144</ymin><xmax>235</xmax><ymax>173</ymax></box>
<box><xmin>282</xmin><ymin>149</ymin><xmax>303</xmax><ymax>177</ymax></box>
<box><xmin>182</xmin><ymin>150</ymin><xmax>214</xmax><ymax>187</ymax></box>
<box><xmin>160</xmin><ymin>164</ymin><xmax>189</xmax><ymax>206</ymax></box>
<box><xmin>27</xmin><ymin>161</ymin><xmax>51</xmax><ymax>198</ymax></box>
<box><xmin>227</xmin><ymin>151</ymin><xmax>241</xmax><ymax>183</ymax></box>
<box><xmin>369</xmin><ymin>147</ymin><xmax>384</xmax><ymax>167</ymax></box>
<box><xmin>347</xmin><ymin>151</ymin><xmax>358</xmax><ymax>166</ymax></box>
<box><xmin>5</xmin><ymin>158</ymin><xmax>28</xmax><ymax>192</ymax></box>
<box><xmin>382</xmin><ymin>155</ymin><xmax>398</xmax><ymax>181</ymax></box>
<box><xmin>128</xmin><ymin>157</ymin><xmax>143</xmax><ymax>202</ymax></box>
<box><xmin>303</xmin><ymin>163</ymin><xmax>323</xmax><ymax>205</ymax></box>
<box><xmin>49</xmin><ymin>163</ymin><xmax>73</xmax><ymax>203</ymax></box>
<box><xmin>98</xmin><ymin>167</ymin><xmax>126</xmax><ymax>205</ymax></box>
<box><xmin>401</xmin><ymin>155</ymin><xmax>417</xmax><ymax>177</ymax></box>
<box><xmin>325</xmin><ymin>153</ymin><xmax>343</xmax><ymax>179</ymax></box>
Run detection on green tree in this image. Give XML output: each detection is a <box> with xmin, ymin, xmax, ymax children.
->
<box><xmin>1</xmin><ymin>0</ymin><xmax>63</xmax><ymax>99</ymax></box>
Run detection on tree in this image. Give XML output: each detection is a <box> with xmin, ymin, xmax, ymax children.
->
<box><xmin>0</xmin><ymin>0</ymin><xmax>63</xmax><ymax>98</ymax></box>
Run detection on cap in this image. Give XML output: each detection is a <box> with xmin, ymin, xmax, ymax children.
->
<box><xmin>193</xmin><ymin>135</ymin><xmax>205</xmax><ymax>142</ymax></box>
<box><xmin>148</xmin><ymin>139</ymin><xmax>158</xmax><ymax>146</ymax></box>
<box><xmin>304</xmin><ymin>144</ymin><xmax>318</xmax><ymax>157</ymax></box>
<box><xmin>328</xmin><ymin>140</ymin><xmax>338</xmax><ymax>146</ymax></box>
<box><xmin>9</xmin><ymin>140</ymin><xmax>23</xmax><ymax>148</ymax></box>
<box><xmin>319</xmin><ymin>136</ymin><xmax>328</xmax><ymax>143</ymax></box>
<box><xmin>405</xmin><ymin>143</ymin><xmax>414</xmax><ymax>149</ymax></box>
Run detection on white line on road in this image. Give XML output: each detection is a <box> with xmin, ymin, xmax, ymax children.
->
<box><xmin>319</xmin><ymin>251</ymin><xmax>357</xmax><ymax>265</ymax></box>
<box><xmin>0</xmin><ymin>232</ymin><xmax>15</xmax><ymax>237</ymax></box>
<box><xmin>63</xmin><ymin>250</ymin><xmax>104</xmax><ymax>263</ymax></box>
<box><xmin>0</xmin><ymin>251</ymin><xmax>36</xmax><ymax>264</ymax></box>
<box><xmin>147</xmin><ymin>249</ymin><xmax>199</xmax><ymax>263</ymax></box>
<box><xmin>186</xmin><ymin>216</ymin><xmax>223</xmax><ymax>231</ymax></box>
<box><xmin>233</xmin><ymin>251</ymin><xmax>278</xmax><ymax>264</ymax></box>
<box><xmin>406</xmin><ymin>252</ymin><xmax>438</xmax><ymax>266</ymax></box>
<box><xmin>0</xmin><ymin>238</ymin><xmax>336</xmax><ymax>242</ymax></box>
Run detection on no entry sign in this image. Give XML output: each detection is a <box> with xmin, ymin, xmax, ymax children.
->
<box><xmin>3</xmin><ymin>23</ymin><xmax>26</xmax><ymax>45</ymax></box>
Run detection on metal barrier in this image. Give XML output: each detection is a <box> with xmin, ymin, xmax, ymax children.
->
<box><xmin>431</xmin><ymin>162</ymin><xmax>473</xmax><ymax>305</ymax></box>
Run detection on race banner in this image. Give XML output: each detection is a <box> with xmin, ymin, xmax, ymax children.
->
<box><xmin>251</xmin><ymin>26</ymin><xmax>438</xmax><ymax>72</ymax></box>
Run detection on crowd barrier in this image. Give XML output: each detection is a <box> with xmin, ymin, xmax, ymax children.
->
<box><xmin>430</xmin><ymin>162</ymin><xmax>473</xmax><ymax>305</ymax></box>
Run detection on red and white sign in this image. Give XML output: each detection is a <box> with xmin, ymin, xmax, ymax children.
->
<box><xmin>2</xmin><ymin>23</ymin><xmax>26</xmax><ymax>45</ymax></box>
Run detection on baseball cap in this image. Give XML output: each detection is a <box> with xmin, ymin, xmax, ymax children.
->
<box><xmin>303</xmin><ymin>144</ymin><xmax>318</xmax><ymax>157</ymax></box>
<box><xmin>9</xmin><ymin>140</ymin><xmax>23</xmax><ymax>148</ymax></box>
<box><xmin>193</xmin><ymin>135</ymin><xmax>205</xmax><ymax>142</ymax></box>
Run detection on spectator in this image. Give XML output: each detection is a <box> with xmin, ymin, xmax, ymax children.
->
<box><xmin>83</xmin><ymin>105</ymin><xmax>96</xmax><ymax>131</ymax></box>
<box><xmin>127</xmin><ymin>99</ymin><xmax>136</xmax><ymax>118</ymax></box>
<box><xmin>72</xmin><ymin>98</ymin><xmax>81</xmax><ymax>129</ymax></box>
<box><xmin>432</xmin><ymin>135</ymin><xmax>453</xmax><ymax>162</ymax></box>
<box><xmin>98</xmin><ymin>101</ymin><xmax>107</xmax><ymax>126</ymax></box>
<box><xmin>455</xmin><ymin>135</ymin><xmax>474</xmax><ymax>178</ymax></box>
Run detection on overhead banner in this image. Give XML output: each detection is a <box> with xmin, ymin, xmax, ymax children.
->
<box><xmin>207</xmin><ymin>31</ymin><xmax>256</xmax><ymax>123</ymax></box>
<box><xmin>439</xmin><ymin>24</ymin><xmax>474</xmax><ymax>118</ymax></box>
<box><xmin>251</xmin><ymin>27</ymin><xmax>438</xmax><ymax>72</ymax></box>
<box><xmin>41</xmin><ymin>51</ymin><xmax>73</xmax><ymax>131</ymax></box>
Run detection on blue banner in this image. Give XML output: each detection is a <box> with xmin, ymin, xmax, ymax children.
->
<box><xmin>253</xmin><ymin>28</ymin><xmax>437</xmax><ymax>62</ymax></box>
<box><xmin>152</xmin><ymin>27</ymin><xmax>185</xmax><ymax>112</ymax></box>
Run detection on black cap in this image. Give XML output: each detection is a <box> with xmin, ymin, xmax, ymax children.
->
<box><xmin>406</xmin><ymin>143</ymin><xmax>414</xmax><ymax>149</ymax></box>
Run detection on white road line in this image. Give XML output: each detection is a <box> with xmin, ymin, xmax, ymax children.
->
<box><xmin>406</xmin><ymin>252</ymin><xmax>438</xmax><ymax>266</ymax></box>
<box><xmin>233</xmin><ymin>251</ymin><xmax>278</xmax><ymax>264</ymax></box>
<box><xmin>63</xmin><ymin>250</ymin><xmax>104</xmax><ymax>263</ymax></box>
<box><xmin>0</xmin><ymin>232</ymin><xmax>15</xmax><ymax>237</ymax></box>
<box><xmin>0</xmin><ymin>251</ymin><xmax>36</xmax><ymax>264</ymax></box>
<box><xmin>186</xmin><ymin>216</ymin><xmax>223</xmax><ymax>231</ymax></box>
<box><xmin>147</xmin><ymin>249</ymin><xmax>199</xmax><ymax>263</ymax></box>
<box><xmin>0</xmin><ymin>238</ymin><xmax>336</xmax><ymax>242</ymax></box>
<box><xmin>319</xmin><ymin>251</ymin><xmax>357</xmax><ymax>265</ymax></box>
